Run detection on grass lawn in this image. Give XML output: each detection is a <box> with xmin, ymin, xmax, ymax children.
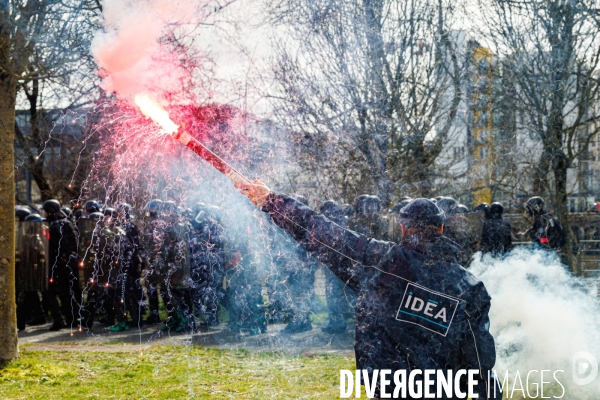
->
<box><xmin>0</xmin><ymin>345</ymin><xmax>354</xmax><ymax>399</ymax></box>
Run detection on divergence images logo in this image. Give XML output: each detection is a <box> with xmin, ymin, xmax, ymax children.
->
<box><xmin>396</xmin><ymin>283</ymin><xmax>459</xmax><ymax>337</ymax></box>
<box><xmin>572</xmin><ymin>352</ymin><xmax>598</xmax><ymax>386</ymax></box>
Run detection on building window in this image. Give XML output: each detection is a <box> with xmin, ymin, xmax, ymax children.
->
<box><xmin>478</xmin><ymin>59</ymin><xmax>490</xmax><ymax>75</ymax></box>
<box><xmin>477</xmin><ymin>76</ymin><xmax>490</xmax><ymax>92</ymax></box>
<box><xmin>453</xmin><ymin>146</ymin><xmax>465</xmax><ymax>157</ymax></box>
<box><xmin>479</xmin><ymin>147</ymin><xmax>490</xmax><ymax>160</ymax></box>
<box><xmin>476</xmin><ymin>112</ymin><xmax>490</xmax><ymax>127</ymax></box>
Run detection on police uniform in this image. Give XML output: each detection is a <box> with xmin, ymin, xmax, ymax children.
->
<box><xmin>45</xmin><ymin>210</ymin><xmax>79</xmax><ymax>329</ymax></box>
<box><xmin>320</xmin><ymin>201</ymin><xmax>355</xmax><ymax>333</ymax></box>
<box><xmin>111</xmin><ymin>220</ymin><xmax>144</xmax><ymax>330</ymax></box>
<box><xmin>224</xmin><ymin>240</ymin><xmax>266</xmax><ymax>335</ymax></box>
<box><xmin>262</xmin><ymin>194</ymin><xmax>501</xmax><ymax>399</ymax></box>
<box><xmin>527</xmin><ymin>213</ymin><xmax>566</xmax><ymax>250</ymax></box>
<box><xmin>189</xmin><ymin>213</ymin><xmax>225</xmax><ymax>326</ymax></box>
<box><xmin>481</xmin><ymin>219</ymin><xmax>512</xmax><ymax>256</ymax></box>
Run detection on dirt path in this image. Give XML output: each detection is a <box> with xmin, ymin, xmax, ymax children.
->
<box><xmin>18</xmin><ymin>321</ymin><xmax>355</xmax><ymax>356</ymax></box>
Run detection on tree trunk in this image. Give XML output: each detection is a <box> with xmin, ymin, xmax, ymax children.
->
<box><xmin>532</xmin><ymin>143</ymin><xmax>551</xmax><ymax>196</ymax></box>
<box><xmin>553</xmin><ymin>153</ymin><xmax>577</xmax><ymax>273</ymax></box>
<box><xmin>0</xmin><ymin>0</ymin><xmax>19</xmax><ymax>362</ymax></box>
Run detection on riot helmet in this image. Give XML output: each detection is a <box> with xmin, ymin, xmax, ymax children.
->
<box><xmin>84</xmin><ymin>200</ymin><xmax>100</xmax><ymax>215</ymax></box>
<box><xmin>103</xmin><ymin>207</ymin><xmax>117</xmax><ymax>218</ymax></box>
<box><xmin>342</xmin><ymin>204</ymin><xmax>354</xmax><ymax>218</ymax></box>
<box><xmin>320</xmin><ymin>200</ymin><xmax>345</xmax><ymax>224</ymax></box>
<box><xmin>180</xmin><ymin>207</ymin><xmax>193</xmax><ymax>218</ymax></box>
<box><xmin>88</xmin><ymin>211</ymin><xmax>104</xmax><ymax>221</ymax></box>
<box><xmin>193</xmin><ymin>202</ymin><xmax>210</xmax><ymax>223</ymax></box>
<box><xmin>116</xmin><ymin>203</ymin><xmax>133</xmax><ymax>220</ymax></box>
<box><xmin>354</xmin><ymin>194</ymin><xmax>369</xmax><ymax>215</ymax></box>
<box><xmin>15</xmin><ymin>206</ymin><xmax>32</xmax><ymax>221</ymax></box>
<box><xmin>489</xmin><ymin>202</ymin><xmax>504</xmax><ymax>219</ymax></box>
<box><xmin>436</xmin><ymin>197</ymin><xmax>458</xmax><ymax>216</ymax></box>
<box><xmin>363</xmin><ymin>196</ymin><xmax>382</xmax><ymax>215</ymax></box>
<box><xmin>161</xmin><ymin>201</ymin><xmax>178</xmax><ymax>219</ymax></box>
<box><xmin>320</xmin><ymin>200</ymin><xmax>339</xmax><ymax>215</ymax></box>
<box><xmin>524</xmin><ymin>196</ymin><xmax>545</xmax><ymax>217</ymax></box>
<box><xmin>73</xmin><ymin>209</ymin><xmax>85</xmax><ymax>221</ymax></box>
<box><xmin>456</xmin><ymin>204</ymin><xmax>469</xmax><ymax>214</ymax></box>
<box><xmin>24</xmin><ymin>213</ymin><xmax>44</xmax><ymax>222</ymax></box>
<box><xmin>398</xmin><ymin>198</ymin><xmax>446</xmax><ymax>229</ymax></box>
<box><xmin>144</xmin><ymin>199</ymin><xmax>163</xmax><ymax>217</ymax></box>
<box><xmin>42</xmin><ymin>199</ymin><xmax>61</xmax><ymax>215</ymax></box>
<box><xmin>474</xmin><ymin>202</ymin><xmax>489</xmax><ymax>213</ymax></box>
<box><xmin>391</xmin><ymin>198</ymin><xmax>412</xmax><ymax>215</ymax></box>
<box><xmin>61</xmin><ymin>207</ymin><xmax>72</xmax><ymax>218</ymax></box>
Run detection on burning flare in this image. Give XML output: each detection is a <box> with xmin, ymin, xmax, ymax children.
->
<box><xmin>134</xmin><ymin>93</ymin><xmax>179</xmax><ymax>134</ymax></box>
<box><xmin>133</xmin><ymin>93</ymin><xmax>250</xmax><ymax>184</ymax></box>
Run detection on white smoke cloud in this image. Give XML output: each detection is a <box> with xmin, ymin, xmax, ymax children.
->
<box><xmin>470</xmin><ymin>247</ymin><xmax>600</xmax><ymax>398</ymax></box>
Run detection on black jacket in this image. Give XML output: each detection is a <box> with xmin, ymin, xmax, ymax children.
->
<box><xmin>47</xmin><ymin>212</ymin><xmax>78</xmax><ymax>288</ymax></box>
<box><xmin>263</xmin><ymin>193</ymin><xmax>501</xmax><ymax>399</ymax></box>
<box><xmin>527</xmin><ymin>213</ymin><xmax>566</xmax><ymax>250</ymax></box>
<box><xmin>116</xmin><ymin>221</ymin><xmax>142</xmax><ymax>282</ymax></box>
<box><xmin>481</xmin><ymin>218</ymin><xmax>513</xmax><ymax>256</ymax></box>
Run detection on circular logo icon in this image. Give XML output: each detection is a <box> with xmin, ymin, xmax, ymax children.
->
<box><xmin>572</xmin><ymin>352</ymin><xmax>598</xmax><ymax>386</ymax></box>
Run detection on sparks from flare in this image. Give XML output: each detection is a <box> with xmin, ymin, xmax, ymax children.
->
<box><xmin>132</xmin><ymin>93</ymin><xmax>250</xmax><ymax>184</ymax></box>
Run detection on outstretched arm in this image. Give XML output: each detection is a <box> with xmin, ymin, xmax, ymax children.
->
<box><xmin>235</xmin><ymin>180</ymin><xmax>394</xmax><ymax>285</ymax></box>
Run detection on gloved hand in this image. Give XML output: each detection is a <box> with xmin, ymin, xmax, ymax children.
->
<box><xmin>234</xmin><ymin>179</ymin><xmax>272</xmax><ymax>207</ymax></box>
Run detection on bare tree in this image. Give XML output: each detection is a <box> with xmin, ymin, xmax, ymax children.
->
<box><xmin>0</xmin><ymin>0</ymin><xmax>18</xmax><ymax>363</ymax></box>
<box><xmin>478</xmin><ymin>0</ymin><xmax>600</xmax><ymax>270</ymax></box>
<box><xmin>0</xmin><ymin>0</ymin><xmax>103</xmax><ymax>361</ymax></box>
<box><xmin>6</xmin><ymin>0</ymin><xmax>102</xmax><ymax>204</ymax></box>
<box><xmin>265</xmin><ymin>0</ymin><xmax>465</xmax><ymax>205</ymax></box>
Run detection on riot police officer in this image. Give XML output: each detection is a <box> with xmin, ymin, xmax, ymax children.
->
<box><xmin>437</xmin><ymin>197</ymin><xmax>474</xmax><ymax>266</ymax></box>
<box><xmin>349</xmin><ymin>195</ymin><xmax>389</xmax><ymax>240</ymax></box>
<box><xmin>480</xmin><ymin>202</ymin><xmax>513</xmax><ymax>256</ymax></box>
<box><xmin>320</xmin><ymin>200</ymin><xmax>354</xmax><ymax>334</ymax></box>
<box><xmin>280</xmin><ymin>194</ymin><xmax>318</xmax><ymax>334</ymax></box>
<box><xmin>157</xmin><ymin>201</ymin><xmax>191</xmax><ymax>332</ymax></box>
<box><xmin>15</xmin><ymin>207</ymin><xmax>46</xmax><ymax>330</ymax></box>
<box><xmin>80</xmin><ymin>208</ymin><xmax>119</xmax><ymax>329</ymax></box>
<box><xmin>236</xmin><ymin>181</ymin><xmax>502</xmax><ymax>399</ymax></box>
<box><xmin>110</xmin><ymin>203</ymin><xmax>144</xmax><ymax>331</ymax></box>
<box><xmin>189</xmin><ymin>202</ymin><xmax>225</xmax><ymax>327</ymax></box>
<box><xmin>140</xmin><ymin>198</ymin><xmax>164</xmax><ymax>324</ymax></box>
<box><xmin>224</xmin><ymin>234</ymin><xmax>267</xmax><ymax>336</ymax></box>
<box><xmin>523</xmin><ymin>196</ymin><xmax>566</xmax><ymax>250</ymax></box>
<box><xmin>43</xmin><ymin>199</ymin><xmax>79</xmax><ymax>331</ymax></box>
<box><xmin>475</xmin><ymin>202</ymin><xmax>490</xmax><ymax>215</ymax></box>
<box><xmin>15</xmin><ymin>206</ymin><xmax>31</xmax><ymax>221</ymax></box>
<box><xmin>456</xmin><ymin>204</ymin><xmax>469</xmax><ymax>214</ymax></box>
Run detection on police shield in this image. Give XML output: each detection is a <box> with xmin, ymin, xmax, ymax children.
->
<box><xmin>15</xmin><ymin>221</ymin><xmax>49</xmax><ymax>292</ymax></box>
